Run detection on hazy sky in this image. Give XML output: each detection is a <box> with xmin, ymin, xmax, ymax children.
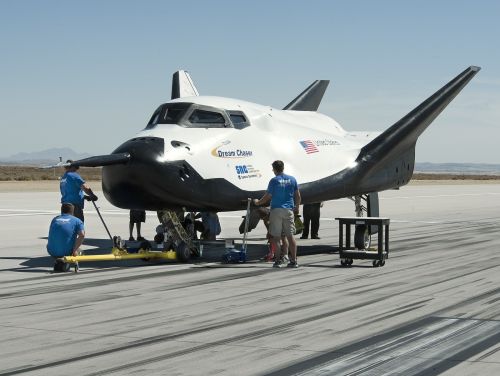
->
<box><xmin>1</xmin><ymin>0</ymin><xmax>498</xmax><ymax>163</ymax></box>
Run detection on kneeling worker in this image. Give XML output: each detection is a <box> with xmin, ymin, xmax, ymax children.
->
<box><xmin>47</xmin><ymin>203</ymin><xmax>85</xmax><ymax>272</ymax></box>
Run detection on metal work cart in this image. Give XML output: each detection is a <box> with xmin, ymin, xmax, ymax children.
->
<box><xmin>335</xmin><ymin>217</ymin><xmax>390</xmax><ymax>267</ymax></box>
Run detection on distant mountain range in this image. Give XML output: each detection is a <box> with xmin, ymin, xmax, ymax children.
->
<box><xmin>0</xmin><ymin>148</ymin><xmax>92</xmax><ymax>165</ymax></box>
<box><xmin>1</xmin><ymin>148</ymin><xmax>500</xmax><ymax>175</ymax></box>
<box><xmin>415</xmin><ymin>162</ymin><xmax>500</xmax><ymax>175</ymax></box>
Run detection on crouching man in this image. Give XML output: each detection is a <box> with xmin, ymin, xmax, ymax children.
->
<box><xmin>47</xmin><ymin>203</ymin><xmax>85</xmax><ymax>272</ymax></box>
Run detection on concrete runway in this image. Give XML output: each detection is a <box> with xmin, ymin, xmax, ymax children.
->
<box><xmin>1</xmin><ymin>183</ymin><xmax>499</xmax><ymax>375</ymax></box>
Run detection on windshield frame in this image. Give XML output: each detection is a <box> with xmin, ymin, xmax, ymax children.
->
<box><xmin>145</xmin><ymin>102</ymin><xmax>251</xmax><ymax>130</ymax></box>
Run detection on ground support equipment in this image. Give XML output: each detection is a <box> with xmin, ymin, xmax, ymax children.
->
<box><xmin>62</xmin><ymin>235</ymin><xmax>178</xmax><ymax>272</ymax></box>
<box><xmin>336</xmin><ymin>217</ymin><xmax>390</xmax><ymax>267</ymax></box>
<box><xmin>63</xmin><ymin>248</ymin><xmax>177</xmax><ymax>264</ymax></box>
<box><xmin>222</xmin><ymin>199</ymin><xmax>251</xmax><ymax>263</ymax></box>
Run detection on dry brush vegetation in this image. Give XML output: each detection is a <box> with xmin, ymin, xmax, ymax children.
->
<box><xmin>1</xmin><ymin>165</ymin><xmax>499</xmax><ymax>182</ymax></box>
<box><xmin>0</xmin><ymin>166</ymin><xmax>102</xmax><ymax>181</ymax></box>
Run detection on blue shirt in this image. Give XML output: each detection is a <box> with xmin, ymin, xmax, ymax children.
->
<box><xmin>267</xmin><ymin>173</ymin><xmax>298</xmax><ymax>209</ymax></box>
<box><xmin>47</xmin><ymin>214</ymin><xmax>84</xmax><ymax>257</ymax></box>
<box><xmin>60</xmin><ymin>171</ymin><xmax>85</xmax><ymax>207</ymax></box>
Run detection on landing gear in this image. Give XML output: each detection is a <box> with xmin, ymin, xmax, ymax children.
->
<box><xmin>349</xmin><ymin>194</ymin><xmax>377</xmax><ymax>250</ymax></box>
<box><xmin>175</xmin><ymin>242</ymin><xmax>191</xmax><ymax>262</ymax></box>
<box><xmin>156</xmin><ymin>210</ymin><xmax>199</xmax><ymax>262</ymax></box>
<box><xmin>354</xmin><ymin>225</ymin><xmax>371</xmax><ymax>250</ymax></box>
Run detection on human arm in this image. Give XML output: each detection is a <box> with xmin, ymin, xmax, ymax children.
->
<box><xmin>294</xmin><ymin>189</ymin><xmax>301</xmax><ymax>214</ymax></box>
<box><xmin>72</xmin><ymin>230</ymin><xmax>85</xmax><ymax>256</ymax></box>
<box><xmin>253</xmin><ymin>192</ymin><xmax>272</xmax><ymax>207</ymax></box>
<box><xmin>82</xmin><ymin>183</ymin><xmax>98</xmax><ymax>201</ymax></box>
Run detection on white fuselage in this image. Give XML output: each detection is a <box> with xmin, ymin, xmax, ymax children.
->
<box><xmin>136</xmin><ymin>96</ymin><xmax>379</xmax><ymax>190</ymax></box>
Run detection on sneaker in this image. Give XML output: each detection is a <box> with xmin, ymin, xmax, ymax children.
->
<box><xmin>281</xmin><ymin>255</ymin><xmax>290</xmax><ymax>263</ymax></box>
<box><xmin>272</xmin><ymin>260</ymin><xmax>283</xmax><ymax>268</ymax></box>
<box><xmin>137</xmin><ymin>236</ymin><xmax>145</xmax><ymax>241</ymax></box>
<box><xmin>53</xmin><ymin>261</ymin><xmax>63</xmax><ymax>272</ymax></box>
<box><xmin>53</xmin><ymin>260</ymin><xmax>70</xmax><ymax>272</ymax></box>
<box><xmin>287</xmin><ymin>261</ymin><xmax>299</xmax><ymax>268</ymax></box>
<box><xmin>129</xmin><ymin>236</ymin><xmax>135</xmax><ymax>241</ymax></box>
<box><xmin>311</xmin><ymin>235</ymin><xmax>321</xmax><ymax>239</ymax></box>
<box><xmin>299</xmin><ymin>236</ymin><xmax>308</xmax><ymax>239</ymax></box>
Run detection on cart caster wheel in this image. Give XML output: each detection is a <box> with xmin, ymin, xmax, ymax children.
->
<box><xmin>380</xmin><ymin>260</ymin><xmax>385</xmax><ymax>267</ymax></box>
<box><xmin>373</xmin><ymin>260</ymin><xmax>379</xmax><ymax>267</ymax></box>
<box><xmin>348</xmin><ymin>259</ymin><xmax>353</xmax><ymax>266</ymax></box>
<box><xmin>340</xmin><ymin>259</ymin><xmax>347</xmax><ymax>267</ymax></box>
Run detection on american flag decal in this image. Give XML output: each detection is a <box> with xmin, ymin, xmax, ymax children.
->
<box><xmin>300</xmin><ymin>140</ymin><xmax>319</xmax><ymax>154</ymax></box>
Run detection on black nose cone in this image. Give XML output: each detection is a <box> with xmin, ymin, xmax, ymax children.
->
<box><xmin>102</xmin><ymin>137</ymin><xmax>168</xmax><ymax>209</ymax></box>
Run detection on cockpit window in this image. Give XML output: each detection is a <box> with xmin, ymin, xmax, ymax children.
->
<box><xmin>146</xmin><ymin>103</ymin><xmax>191</xmax><ymax>129</ymax></box>
<box><xmin>227</xmin><ymin>110</ymin><xmax>250</xmax><ymax>129</ymax></box>
<box><xmin>189</xmin><ymin>110</ymin><xmax>226</xmax><ymax>125</ymax></box>
<box><xmin>145</xmin><ymin>103</ymin><xmax>250</xmax><ymax>130</ymax></box>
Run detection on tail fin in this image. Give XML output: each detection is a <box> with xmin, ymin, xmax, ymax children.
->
<box><xmin>357</xmin><ymin>66</ymin><xmax>480</xmax><ymax>166</ymax></box>
<box><xmin>283</xmin><ymin>80</ymin><xmax>329</xmax><ymax>111</ymax></box>
<box><xmin>171</xmin><ymin>70</ymin><xmax>200</xmax><ymax>99</ymax></box>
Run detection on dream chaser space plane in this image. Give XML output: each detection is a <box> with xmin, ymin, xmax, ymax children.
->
<box><xmin>70</xmin><ymin>66</ymin><xmax>480</xmax><ymax>238</ymax></box>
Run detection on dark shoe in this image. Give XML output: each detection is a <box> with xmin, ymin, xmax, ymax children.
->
<box><xmin>287</xmin><ymin>261</ymin><xmax>299</xmax><ymax>268</ymax></box>
<box><xmin>311</xmin><ymin>235</ymin><xmax>321</xmax><ymax>239</ymax></box>
<box><xmin>299</xmin><ymin>236</ymin><xmax>308</xmax><ymax>239</ymax></box>
<box><xmin>53</xmin><ymin>261</ymin><xmax>63</xmax><ymax>272</ymax></box>
<box><xmin>137</xmin><ymin>236</ymin><xmax>145</xmax><ymax>241</ymax></box>
<box><xmin>53</xmin><ymin>260</ymin><xmax>70</xmax><ymax>272</ymax></box>
<box><xmin>129</xmin><ymin>236</ymin><xmax>135</xmax><ymax>241</ymax></box>
<box><xmin>272</xmin><ymin>260</ymin><xmax>283</xmax><ymax>268</ymax></box>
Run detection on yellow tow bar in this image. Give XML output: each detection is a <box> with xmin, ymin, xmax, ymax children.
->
<box><xmin>63</xmin><ymin>248</ymin><xmax>177</xmax><ymax>263</ymax></box>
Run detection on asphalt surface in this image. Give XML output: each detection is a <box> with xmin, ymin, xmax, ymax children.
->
<box><xmin>1</xmin><ymin>183</ymin><xmax>499</xmax><ymax>375</ymax></box>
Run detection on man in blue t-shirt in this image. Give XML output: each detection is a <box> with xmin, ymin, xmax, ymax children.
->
<box><xmin>60</xmin><ymin>161</ymin><xmax>98</xmax><ymax>222</ymax></box>
<box><xmin>47</xmin><ymin>203</ymin><xmax>85</xmax><ymax>272</ymax></box>
<box><xmin>253</xmin><ymin>160</ymin><xmax>301</xmax><ymax>268</ymax></box>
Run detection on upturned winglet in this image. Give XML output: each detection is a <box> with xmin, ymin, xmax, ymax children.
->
<box><xmin>357</xmin><ymin>66</ymin><xmax>481</xmax><ymax>166</ymax></box>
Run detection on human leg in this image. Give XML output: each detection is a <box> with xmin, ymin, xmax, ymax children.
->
<box><xmin>73</xmin><ymin>205</ymin><xmax>84</xmax><ymax>222</ymax></box>
<box><xmin>129</xmin><ymin>222</ymin><xmax>135</xmax><ymax>241</ymax></box>
<box><xmin>136</xmin><ymin>222</ymin><xmax>144</xmax><ymax>240</ymax></box>
<box><xmin>301</xmin><ymin>215</ymin><xmax>310</xmax><ymax>238</ymax></box>
<box><xmin>311</xmin><ymin>204</ymin><xmax>320</xmax><ymax>238</ymax></box>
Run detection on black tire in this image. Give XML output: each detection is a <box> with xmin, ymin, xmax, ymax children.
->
<box><xmin>176</xmin><ymin>242</ymin><xmax>191</xmax><ymax>262</ymax></box>
<box><xmin>355</xmin><ymin>225</ymin><xmax>371</xmax><ymax>250</ymax></box>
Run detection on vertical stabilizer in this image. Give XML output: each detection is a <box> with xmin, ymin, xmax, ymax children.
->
<box><xmin>283</xmin><ymin>80</ymin><xmax>330</xmax><ymax>111</ymax></box>
<box><xmin>171</xmin><ymin>70</ymin><xmax>200</xmax><ymax>99</ymax></box>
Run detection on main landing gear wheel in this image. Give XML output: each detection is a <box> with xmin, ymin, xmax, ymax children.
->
<box><xmin>355</xmin><ymin>225</ymin><xmax>371</xmax><ymax>250</ymax></box>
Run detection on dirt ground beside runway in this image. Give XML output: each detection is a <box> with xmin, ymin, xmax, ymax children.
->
<box><xmin>1</xmin><ymin>177</ymin><xmax>499</xmax><ymax>193</ymax></box>
<box><xmin>0</xmin><ymin>180</ymin><xmax>102</xmax><ymax>192</ymax></box>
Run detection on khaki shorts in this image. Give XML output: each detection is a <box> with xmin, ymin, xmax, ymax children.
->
<box><xmin>269</xmin><ymin>208</ymin><xmax>295</xmax><ymax>237</ymax></box>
